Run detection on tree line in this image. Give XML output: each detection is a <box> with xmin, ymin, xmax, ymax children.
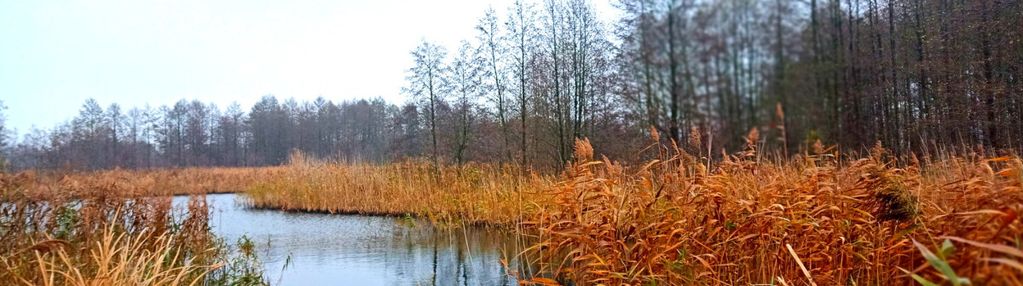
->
<box><xmin>2</xmin><ymin>0</ymin><xmax>1021</xmax><ymax>171</ymax></box>
<box><xmin>619</xmin><ymin>0</ymin><xmax>1023</xmax><ymax>155</ymax></box>
<box><xmin>405</xmin><ymin>0</ymin><xmax>1023</xmax><ymax>168</ymax></box>
<box><xmin>2</xmin><ymin>97</ymin><xmax>413</xmax><ymax>170</ymax></box>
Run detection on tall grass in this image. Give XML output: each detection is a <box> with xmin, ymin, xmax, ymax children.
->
<box><xmin>246</xmin><ymin>137</ymin><xmax>1023</xmax><ymax>285</ymax></box>
<box><xmin>525</xmin><ymin>136</ymin><xmax>1023</xmax><ymax>285</ymax></box>
<box><xmin>245</xmin><ymin>152</ymin><xmax>552</xmax><ymax>226</ymax></box>
<box><xmin>19</xmin><ymin>167</ymin><xmax>284</xmax><ymax>197</ymax></box>
<box><xmin>0</xmin><ymin>168</ymin><xmax>268</xmax><ymax>285</ymax></box>
<box><xmin>22</xmin><ymin>224</ymin><xmax>211</xmax><ymax>286</ymax></box>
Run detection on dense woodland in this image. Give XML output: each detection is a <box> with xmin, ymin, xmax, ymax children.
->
<box><xmin>1</xmin><ymin>0</ymin><xmax>1021</xmax><ymax>171</ymax></box>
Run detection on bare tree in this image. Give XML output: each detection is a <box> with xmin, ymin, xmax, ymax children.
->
<box><xmin>476</xmin><ymin>8</ymin><xmax>514</xmax><ymax>163</ymax></box>
<box><xmin>405</xmin><ymin>40</ymin><xmax>449</xmax><ymax>170</ymax></box>
<box><xmin>450</xmin><ymin>41</ymin><xmax>485</xmax><ymax>166</ymax></box>
<box><xmin>507</xmin><ymin>0</ymin><xmax>537</xmax><ymax>167</ymax></box>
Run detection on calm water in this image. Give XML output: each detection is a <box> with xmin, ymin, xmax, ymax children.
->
<box><xmin>173</xmin><ymin>193</ymin><xmax>520</xmax><ymax>286</ymax></box>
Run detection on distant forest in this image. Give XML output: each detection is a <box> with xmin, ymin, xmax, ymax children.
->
<box><xmin>1</xmin><ymin>0</ymin><xmax>1021</xmax><ymax>171</ymax></box>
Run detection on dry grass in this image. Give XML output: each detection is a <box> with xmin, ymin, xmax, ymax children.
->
<box><xmin>245</xmin><ymin>138</ymin><xmax>1023</xmax><ymax>285</ymax></box>
<box><xmin>0</xmin><ymin>167</ymin><xmax>268</xmax><ymax>285</ymax></box>
<box><xmin>11</xmin><ymin>167</ymin><xmax>283</xmax><ymax>199</ymax></box>
<box><xmin>19</xmin><ymin>138</ymin><xmax>1015</xmax><ymax>284</ymax></box>
<box><xmin>245</xmin><ymin>153</ymin><xmax>552</xmax><ymax>226</ymax></box>
<box><xmin>20</xmin><ymin>224</ymin><xmax>212</xmax><ymax>286</ymax></box>
<box><xmin>524</xmin><ymin>136</ymin><xmax>1023</xmax><ymax>285</ymax></box>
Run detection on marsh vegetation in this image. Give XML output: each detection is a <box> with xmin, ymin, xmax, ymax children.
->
<box><xmin>0</xmin><ymin>170</ymin><xmax>269</xmax><ymax>285</ymax></box>
<box><xmin>243</xmin><ymin>135</ymin><xmax>1023</xmax><ymax>285</ymax></box>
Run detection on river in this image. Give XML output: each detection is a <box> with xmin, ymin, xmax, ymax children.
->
<box><xmin>173</xmin><ymin>193</ymin><xmax>521</xmax><ymax>286</ymax></box>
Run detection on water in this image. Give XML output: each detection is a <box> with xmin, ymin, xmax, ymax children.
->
<box><xmin>174</xmin><ymin>193</ymin><xmax>520</xmax><ymax>286</ymax></box>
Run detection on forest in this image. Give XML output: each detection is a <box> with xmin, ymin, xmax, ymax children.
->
<box><xmin>2</xmin><ymin>0</ymin><xmax>1021</xmax><ymax>171</ymax></box>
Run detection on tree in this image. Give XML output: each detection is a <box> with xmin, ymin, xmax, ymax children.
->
<box><xmin>249</xmin><ymin>95</ymin><xmax>286</xmax><ymax>165</ymax></box>
<box><xmin>477</xmin><ymin>8</ymin><xmax>514</xmax><ymax>163</ymax></box>
<box><xmin>618</xmin><ymin>0</ymin><xmax>664</xmax><ymax>138</ymax></box>
<box><xmin>391</xmin><ymin>103</ymin><xmax>423</xmax><ymax>159</ymax></box>
<box><xmin>450</xmin><ymin>40</ymin><xmax>485</xmax><ymax>166</ymax></box>
<box><xmin>107</xmin><ymin>103</ymin><xmax>123</xmax><ymax>167</ymax></box>
<box><xmin>405</xmin><ymin>40</ymin><xmax>449</xmax><ymax>170</ymax></box>
<box><xmin>508</xmin><ymin>0</ymin><xmax>537</xmax><ymax>167</ymax></box>
<box><xmin>70</xmin><ymin>99</ymin><xmax>109</xmax><ymax>169</ymax></box>
<box><xmin>217</xmin><ymin>103</ymin><xmax>246</xmax><ymax>166</ymax></box>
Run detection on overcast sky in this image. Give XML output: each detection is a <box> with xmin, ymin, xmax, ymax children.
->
<box><xmin>0</xmin><ymin>0</ymin><xmax>619</xmax><ymax>136</ymax></box>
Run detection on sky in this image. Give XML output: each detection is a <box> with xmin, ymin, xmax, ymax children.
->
<box><xmin>0</xmin><ymin>0</ymin><xmax>619</xmax><ymax>136</ymax></box>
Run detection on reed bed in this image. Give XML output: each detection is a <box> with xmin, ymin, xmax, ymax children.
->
<box><xmin>245</xmin><ymin>154</ymin><xmax>553</xmax><ymax>226</ymax></box>
<box><xmin>525</xmin><ymin>136</ymin><xmax>1023</xmax><ymax>285</ymax></box>
<box><xmin>246</xmin><ymin>136</ymin><xmax>1023</xmax><ymax>285</ymax></box>
<box><xmin>0</xmin><ymin>168</ymin><xmax>269</xmax><ymax>285</ymax></box>
<box><xmin>21</xmin><ymin>222</ymin><xmax>212</xmax><ymax>286</ymax></box>
<box><xmin>14</xmin><ymin>167</ymin><xmax>284</xmax><ymax>199</ymax></box>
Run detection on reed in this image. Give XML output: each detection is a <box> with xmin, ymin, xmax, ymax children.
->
<box><xmin>12</xmin><ymin>137</ymin><xmax>1019</xmax><ymax>284</ymax></box>
<box><xmin>245</xmin><ymin>152</ymin><xmax>553</xmax><ymax>226</ymax></box>
<box><xmin>0</xmin><ymin>168</ymin><xmax>268</xmax><ymax>285</ymax></box>
<box><xmin>21</xmin><ymin>167</ymin><xmax>284</xmax><ymax>198</ymax></box>
<box><xmin>20</xmin><ymin>224</ymin><xmax>212</xmax><ymax>286</ymax></box>
<box><xmin>245</xmin><ymin>138</ymin><xmax>1023</xmax><ymax>285</ymax></box>
<box><xmin>524</xmin><ymin>137</ymin><xmax>1023</xmax><ymax>285</ymax></box>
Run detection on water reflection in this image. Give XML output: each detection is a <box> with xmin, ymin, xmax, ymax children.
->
<box><xmin>173</xmin><ymin>193</ymin><xmax>520</xmax><ymax>286</ymax></box>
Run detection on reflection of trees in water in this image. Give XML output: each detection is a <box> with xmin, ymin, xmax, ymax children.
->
<box><xmin>374</xmin><ymin>222</ymin><xmax>522</xmax><ymax>285</ymax></box>
<box><xmin>201</xmin><ymin>194</ymin><xmax>538</xmax><ymax>284</ymax></box>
